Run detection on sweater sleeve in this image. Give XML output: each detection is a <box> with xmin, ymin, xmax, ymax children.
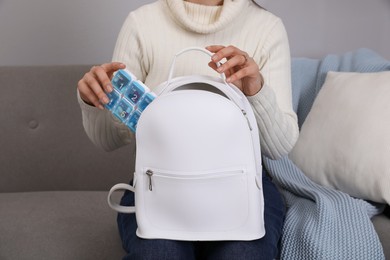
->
<box><xmin>77</xmin><ymin>91</ymin><xmax>133</xmax><ymax>151</ymax></box>
<box><xmin>248</xmin><ymin>18</ymin><xmax>299</xmax><ymax>160</ymax></box>
<box><xmin>77</xmin><ymin>12</ymin><xmax>146</xmax><ymax>151</ymax></box>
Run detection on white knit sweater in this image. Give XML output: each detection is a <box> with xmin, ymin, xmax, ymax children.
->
<box><xmin>78</xmin><ymin>0</ymin><xmax>299</xmax><ymax>160</ymax></box>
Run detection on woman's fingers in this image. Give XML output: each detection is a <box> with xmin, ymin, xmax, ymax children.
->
<box><xmin>207</xmin><ymin>45</ymin><xmax>255</xmax><ymax>78</ymax></box>
<box><xmin>216</xmin><ymin>55</ymin><xmax>246</xmax><ymax>73</ymax></box>
<box><xmin>91</xmin><ymin>65</ymin><xmax>113</xmax><ymax>93</ymax></box>
<box><xmin>78</xmin><ymin>79</ymin><xmax>105</xmax><ymax>110</ymax></box>
<box><xmin>206</xmin><ymin>45</ymin><xmax>263</xmax><ymax>96</ymax></box>
<box><xmin>207</xmin><ymin>45</ymin><xmax>245</xmax><ymax>62</ymax></box>
<box><xmin>206</xmin><ymin>45</ymin><xmax>236</xmax><ymax>77</ymax></box>
<box><xmin>205</xmin><ymin>45</ymin><xmax>227</xmax><ymax>61</ymax></box>
<box><xmin>226</xmin><ymin>63</ymin><xmax>258</xmax><ymax>83</ymax></box>
<box><xmin>95</xmin><ymin>62</ymin><xmax>126</xmax><ymax>92</ymax></box>
<box><xmin>87</xmin><ymin>72</ymin><xmax>110</xmax><ymax>103</ymax></box>
<box><xmin>102</xmin><ymin>62</ymin><xmax>126</xmax><ymax>78</ymax></box>
<box><xmin>78</xmin><ymin>62</ymin><xmax>126</xmax><ymax>109</ymax></box>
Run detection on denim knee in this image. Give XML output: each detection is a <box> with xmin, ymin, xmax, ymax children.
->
<box><xmin>122</xmin><ymin>239</ymin><xmax>195</xmax><ymax>260</ymax></box>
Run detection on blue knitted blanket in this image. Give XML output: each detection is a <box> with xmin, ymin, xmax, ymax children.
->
<box><xmin>264</xmin><ymin>49</ymin><xmax>390</xmax><ymax>260</ymax></box>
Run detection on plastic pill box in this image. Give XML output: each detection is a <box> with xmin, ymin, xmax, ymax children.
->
<box><xmin>105</xmin><ymin>69</ymin><xmax>156</xmax><ymax>132</ymax></box>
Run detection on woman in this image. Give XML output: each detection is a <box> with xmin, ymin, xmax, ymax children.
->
<box><xmin>77</xmin><ymin>0</ymin><xmax>299</xmax><ymax>259</ymax></box>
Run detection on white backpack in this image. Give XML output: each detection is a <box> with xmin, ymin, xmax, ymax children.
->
<box><xmin>108</xmin><ymin>47</ymin><xmax>265</xmax><ymax>241</ymax></box>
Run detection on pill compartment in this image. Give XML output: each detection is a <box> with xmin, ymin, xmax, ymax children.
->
<box><xmin>113</xmin><ymin>97</ymin><xmax>133</xmax><ymax>122</ymax></box>
<box><xmin>112</xmin><ymin>70</ymin><xmax>134</xmax><ymax>92</ymax></box>
<box><xmin>107</xmin><ymin>69</ymin><xmax>156</xmax><ymax>133</ymax></box>
<box><xmin>138</xmin><ymin>92</ymin><xmax>156</xmax><ymax>112</ymax></box>
<box><xmin>125</xmin><ymin>81</ymin><xmax>147</xmax><ymax>105</ymax></box>
<box><xmin>127</xmin><ymin>110</ymin><xmax>141</xmax><ymax>132</ymax></box>
<box><xmin>105</xmin><ymin>89</ymin><xmax>121</xmax><ymax>110</ymax></box>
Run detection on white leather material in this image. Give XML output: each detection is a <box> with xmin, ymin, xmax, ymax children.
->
<box><xmin>107</xmin><ymin>183</ymin><xmax>136</xmax><ymax>213</ymax></box>
<box><xmin>108</xmin><ymin>47</ymin><xmax>265</xmax><ymax>241</ymax></box>
<box><xmin>165</xmin><ymin>47</ymin><xmax>227</xmax><ymax>83</ymax></box>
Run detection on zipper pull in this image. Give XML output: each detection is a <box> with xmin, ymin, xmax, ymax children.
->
<box><xmin>146</xmin><ymin>169</ymin><xmax>154</xmax><ymax>191</ymax></box>
<box><xmin>241</xmin><ymin>109</ymin><xmax>253</xmax><ymax>131</ymax></box>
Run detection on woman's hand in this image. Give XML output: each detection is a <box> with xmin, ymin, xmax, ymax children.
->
<box><xmin>77</xmin><ymin>62</ymin><xmax>126</xmax><ymax>110</ymax></box>
<box><xmin>206</xmin><ymin>45</ymin><xmax>264</xmax><ymax>96</ymax></box>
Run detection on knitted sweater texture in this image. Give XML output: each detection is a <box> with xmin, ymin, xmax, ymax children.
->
<box><xmin>78</xmin><ymin>0</ymin><xmax>299</xmax><ymax>159</ymax></box>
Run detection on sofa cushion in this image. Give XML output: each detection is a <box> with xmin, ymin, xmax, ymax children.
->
<box><xmin>0</xmin><ymin>191</ymin><xmax>126</xmax><ymax>260</ymax></box>
<box><xmin>0</xmin><ymin>193</ymin><xmax>388</xmax><ymax>259</ymax></box>
<box><xmin>289</xmin><ymin>71</ymin><xmax>390</xmax><ymax>204</ymax></box>
<box><xmin>0</xmin><ymin>65</ymin><xmax>134</xmax><ymax>192</ymax></box>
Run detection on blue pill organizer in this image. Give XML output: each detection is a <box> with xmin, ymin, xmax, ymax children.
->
<box><xmin>105</xmin><ymin>69</ymin><xmax>156</xmax><ymax>132</ymax></box>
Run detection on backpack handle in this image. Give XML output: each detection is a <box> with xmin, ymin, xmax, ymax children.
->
<box><xmin>167</xmin><ymin>47</ymin><xmax>227</xmax><ymax>83</ymax></box>
<box><xmin>107</xmin><ymin>183</ymin><xmax>136</xmax><ymax>213</ymax></box>
<box><xmin>159</xmin><ymin>47</ymin><xmax>243</xmax><ymax>103</ymax></box>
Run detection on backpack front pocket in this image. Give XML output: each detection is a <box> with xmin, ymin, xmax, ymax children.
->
<box><xmin>137</xmin><ymin>167</ymin><xmax>250</xmax><ymax>233</ymax></box>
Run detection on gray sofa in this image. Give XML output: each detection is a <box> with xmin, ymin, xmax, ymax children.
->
<box><xmin>0</xmin><ymin>66</ymin><xmax>128</xmax><ymax>259</ymax></box>
<box><xmin>0</xmin><ymin>65</ymin><xmax>389</xmax><ymax>259</ymax></box>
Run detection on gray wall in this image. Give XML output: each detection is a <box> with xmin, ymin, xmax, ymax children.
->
<box><xmin>0</xmin><ymin>0</ymin><xmax>389</xmax><ymax>66</ymax></box>
<box><xmin>264</xmin><ymin>0</ymin><xmax>390</xmax><ymax>59</ymax></box>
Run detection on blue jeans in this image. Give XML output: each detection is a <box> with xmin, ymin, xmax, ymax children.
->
<box><xmin>117</xmin><ymin>169</ymin><xmax>285</xmax><ymax>260</ymax></box>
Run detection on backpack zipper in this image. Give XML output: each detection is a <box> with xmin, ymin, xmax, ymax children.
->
<box><xmin>144</xmin><ymin>168</ymin><xmax>244</xmax><ymax>191</ymax></box>
<box><xmin>241</xmin><ymin>109</ymin><xmax>253</xmax><ymax>131</ymax></box>
<box><xmin>146</xmin><ymin>169</ymin><xmax>154</xmax><ymax>191</ymax></box>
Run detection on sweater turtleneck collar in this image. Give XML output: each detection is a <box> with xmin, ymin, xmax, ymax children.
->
<box><xmin>165</xmin><ymin>0</ymin><xmax>248</xmax><ymax>34</ymax></box>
